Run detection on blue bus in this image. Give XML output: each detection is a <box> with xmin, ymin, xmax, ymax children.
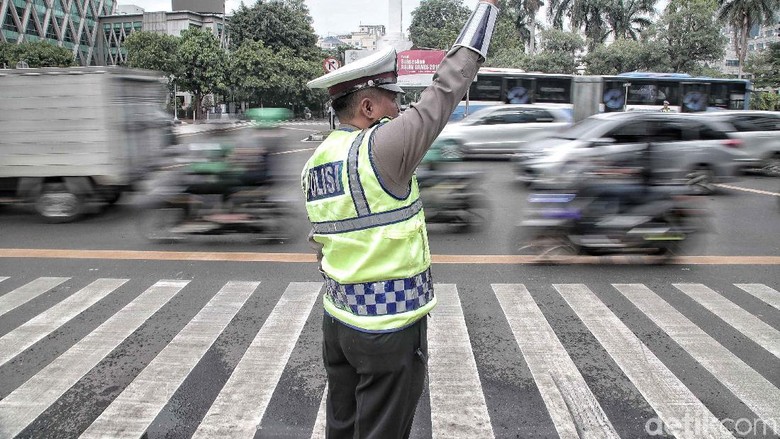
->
<box><xmin>601</xmin><ymin>72</ymin><xmax>751</xmax><ymax>113</ymax></box>
<box><xmin>452</xmin><ymin>69</ymin><xmax>751</xmax><ymax>120</ymax></box>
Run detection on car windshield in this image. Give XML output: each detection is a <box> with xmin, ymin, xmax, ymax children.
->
<box><xmin>550</xmin><ymin>117</ymin><xmax>606</xmax><ymax>140</ymax></box>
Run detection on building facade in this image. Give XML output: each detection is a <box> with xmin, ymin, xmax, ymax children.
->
<box><xmin>97</xmin><ymin>8</ymin><xmax>226</xmax><ymax>65</ymax></box>
<box><xmin>721</xmin><ymin>18</ymin><xmax>780</xmax><ymax>76</ymax></box>
<box><xmin>1</xmin><ymin>0</ymin><xmax>116</xmax><ymax>65</ymax></box>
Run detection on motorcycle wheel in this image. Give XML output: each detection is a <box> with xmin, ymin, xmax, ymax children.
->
<box><xmin>509</xmin><ymin>226</ymin><xmax>578</xmax><ymax>257</ymax></box>
<box><xmin>138</xmin><ymin>208</ymin><xmax>187</xmax><ymax>243</ymax></box>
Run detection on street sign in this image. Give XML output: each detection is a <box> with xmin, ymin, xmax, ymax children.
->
<box><xmin>323</xmin><ymin>57</ymin><xmax>340</xmax><ymax>73</ymax></box>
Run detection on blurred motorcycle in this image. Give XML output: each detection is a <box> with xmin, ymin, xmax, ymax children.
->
<box><xmin>417</xmin><ymin>170</ymin><xmax>489</xmax><ymax>231</ymax></box>
<box><xmin>511</xmin><ymin>185</ymin><xmax>708</xmax><ymax>261</ymax></box>
<box><xmin>138</xmin><ymin>108</ymin><xmax>293</xmax><ymax>243</ymax></box>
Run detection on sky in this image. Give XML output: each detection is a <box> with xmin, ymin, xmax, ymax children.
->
<box><xmin>116</xmin><ymin>0</ymin><xmax>481</xmax><ymax>37</ymax></box>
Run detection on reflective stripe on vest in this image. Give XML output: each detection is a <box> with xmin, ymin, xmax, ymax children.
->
<box><xmin>311</xmin><ymin>198</ymin><xmax>423</xmax><ymax>234</ymax></box>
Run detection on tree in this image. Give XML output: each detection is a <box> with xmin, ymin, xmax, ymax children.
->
<box><xmin>176</xmin><ymin>28</ymin><xmax>227</xmax><ymax>120</ymax></box>
<box><xmin>654</xmin><ymin>0</ymin><xmax>726</xmax><ymax>73</ymax></box>
<box><xmin>227</xmin><ymin>1</ymin><xmax>317</xmax><ymax>53</ymax></box>
<box><xmin>718</xmin><ymin>0</ymin><xmax>779</xmax><ymax>78</ymax></box>
<box><xmin>745</xmin><ymin>42</ymin><xmax>780</xmax><ymax>89</ymax></box>
<box><xmin>0</xmin><ymin>41</ymin><xmax>74</xmax><ymax>67</ymax></box>
<box><xmin>546</xmin><ymin>0</ymin><xmax>610</xmax><ymax>50</ymax></box>
<box><xmin>409</xmin><ymin>0</ymin><xmax>471</xmax><ymax>49</ymax></box>
<box><xmin>584</xmin><ymin>38</ymin><xmax>664</xmax><ymax>74</ymax></box>
<box><xmin>227</xmin><ymin>39</ymin><xmax>322</xmax><ymax>109</ymax></box>
<box><xmin>521</xmin><ymin>29</ymin><xmax>584</xmax><ymax>73</ymax></box>
<box><xmin>123</xmin><ymin>31</ymin><xmax>180</xmax><ymax>74</ymax></box>
<box><xmin>604</xmin><ymin>0</ymin><xmax>656</xmax><ymax>40</ymax></box>
<box><xmin>484</xmin><ymin>46</ymin><xmax>527</xmax><ymax>68</ymax></box>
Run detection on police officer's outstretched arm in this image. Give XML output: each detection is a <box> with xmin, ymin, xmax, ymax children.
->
<box><xmin>372</xmin><ymin>0</ymin><xmax>500</xmax><ymax>197</ymax></box>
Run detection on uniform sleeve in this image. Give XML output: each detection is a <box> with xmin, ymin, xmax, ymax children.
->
<box><xmin>370</xmin><ymin>47</ymin><xmax>483</xmax><ymax>198</ymax></box>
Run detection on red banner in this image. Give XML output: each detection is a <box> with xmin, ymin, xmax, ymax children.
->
<box><xmin>396</xmin><ymin>50</ymin><xmax>446</xmax><ymax>76</ymax></box>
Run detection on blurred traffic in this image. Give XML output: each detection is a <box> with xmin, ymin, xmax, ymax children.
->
<box><xmin>1</xmin><ymin>66</ymin><xmax>778</xmax><ymax>264</ymax></box>
<box><xmin>136</xmin><ymin>108</ymin><xmax>293</xmax><ymax>243</ymax></box>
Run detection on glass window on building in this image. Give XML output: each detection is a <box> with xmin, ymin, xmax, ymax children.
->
<box><xmin>3</xmin><ymin>10</ymin><xmax>19</xmax><ymax>32</ymax></box>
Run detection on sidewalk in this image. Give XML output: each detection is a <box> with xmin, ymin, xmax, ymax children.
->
<box><xmin>173</xmin><ymin>120</ymin><xmax>252</xmax><ymax>137</ymax></box>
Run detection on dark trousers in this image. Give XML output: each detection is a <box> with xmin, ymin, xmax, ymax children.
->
<box><xmin>322</xmin><ymin>315</ymin><xmax>428</xmax><ymax>439</ymax></box>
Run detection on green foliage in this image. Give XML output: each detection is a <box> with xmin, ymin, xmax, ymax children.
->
<box><xmin>0</xmin><ymin>41</ymin><xmax>74</xmax><ymax>68</ymax></box>
<box><xmin>227</xmin><ymin>39</ymin><xmax>324</xmax><ymax>109</ymax></box>
<box><xmin>484</xmin><ymin>46</ymin><xmax>527</xmax><ymax>68</ymax></box>
<box><xmin>654</xmin><ymin>0</ymin><xmax>726</xmax><ymax>73</ymax></box>
<box><xmin>409</xmin><ymin>0</ymin><xmax>471</xmax><ymax>49</ymax></box>
<box><xmin>750</xmin><ymin>90</ymin><xmax>780</xmax><ymax>110</ymax></box>
<box><xmin>176</xmin><ymin>28</ymin><xmax>228</xmax><ymax>120</ymax></box>
<box><xmin>539</xmin><ymin>28</ymin><xmax>584</xmax><ymax>53</ymax></box>
<box><xmin>227</xmin><ymin>1</ymin><xmax>317</xmax><ymax>53</ymax></box>
<box><xmin>584</xmin><ymin>38</ymin><xmax>648</xmax><ymax>74</ymax></box>
<box><xmin>745</xmin><ymin>42</ymin><xmax>780</xmax><ymax>88</ymax></box>
<box><xmin>123</xmin><ymin>31</ymin><xmax>180</xmax><ymax>74</ymax></box>
<box><xmin>515</xmin><ymin>29</ymin><xmax>583</xmax><ymax>74</ymax></box>
<box><xmin>523</xmin><ymin>51</ymin><xmax>578</xmax><ymax>73</ymax></box>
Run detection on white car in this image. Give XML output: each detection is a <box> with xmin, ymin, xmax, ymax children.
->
<box><xmin>431</xmin><ymin>104</ymin><xmax>572</xmax><ymax>159</ymax></box>
<box><xmin>695</xmin><ymin>111</ymin><xmax>780</xmax><ymax>176</ymax></box>
<box><xmin>514</xmin><ymin>112</ymin><xmax>750</xmax><ymax>194</ymax></box>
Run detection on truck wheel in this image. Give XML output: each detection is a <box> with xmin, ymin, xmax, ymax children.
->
<box><xmin>35</xmin><ymin>183</ymin><xmax>83</xmax><ymax>223</ymax></box>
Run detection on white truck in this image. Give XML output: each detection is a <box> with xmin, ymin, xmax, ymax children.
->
<box><xmin>0</xmin><ymin>66</ymin><xmax>173</xmax><ymax>222</ymax></box>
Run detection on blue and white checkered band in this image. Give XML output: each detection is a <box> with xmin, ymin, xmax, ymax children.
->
<box><xmin>454</xmin><ymin>2</ymin><xmax>499</xmax><ymax>60</ymax></box>
<box><xmin>324</xmin><ymin>268</ymin><xmax>434</xmax><ymax>316</ymax></box>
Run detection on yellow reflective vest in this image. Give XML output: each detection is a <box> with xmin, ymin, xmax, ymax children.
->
<box><xmin>301</xmin><ymin>123</ymin><xmax>436</xmax><ymax>332</ymax></box>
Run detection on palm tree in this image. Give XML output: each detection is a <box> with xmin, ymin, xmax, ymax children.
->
<box><xmin>718</xmin><ymin>0</ymin><xmax>779</xmax><ymax>77</ymax></box>
<box><xmin>545</xmin><ymin>0</ymin><xmax>611</xmax><ymax>50</ymax></box>
<box><xmin>604</xmin><ymin>0</ymin><xmax>656</xmax><ymax>40</ymax></box>
<box><xmin>504</xmin><ymin>0</ymin><xmax>544</xmax><ymax>53</ymax></box>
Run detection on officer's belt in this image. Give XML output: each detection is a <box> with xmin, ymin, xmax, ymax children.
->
<box><xmin>323</xmin><ymin>268</ymin><xmax>434</xmax><ymax>317</ymax></box>
<box><xmin>311</xmin><ymin>198</ymin><xmax>423</xmax><ymax>234</ymax></box>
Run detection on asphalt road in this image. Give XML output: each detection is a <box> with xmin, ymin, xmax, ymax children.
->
<box><xmin>0</xmin><ymin>122</ymin><xmax>778</xmax><ymax>438</ymax></box>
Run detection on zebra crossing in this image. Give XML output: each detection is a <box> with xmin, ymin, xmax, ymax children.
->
<box><xmin>0</xmin><ymin>275</ymin><xmax>778</xmax><ymax>438</ymax></box>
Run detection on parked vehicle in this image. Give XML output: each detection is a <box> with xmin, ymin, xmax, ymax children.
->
<box><xmin>0</xmin><ymin>66</ymin><xmax>172</xmax><ymax>222</ymax></box>
<box><xmin>695</xmin><ymin>111</ymin><xmax>780</xmax><ymax>176</ymax></box>
<box><xmin>430</xmin><ymin>104</ymin><xmax>572</xmax><ymax>160</ymax></box>
<box><xmin>513</xmin><ymin>112</ymin><xmax>748</xmax><ymax>194</ymax></box>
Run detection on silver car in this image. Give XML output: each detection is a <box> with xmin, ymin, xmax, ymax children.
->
<box><xmin>695</xmin><ymin>111</ymin><xmax>780</xmax><ymax>176</ymax></box>
<box><xmin>431</xmin><ymin>104</ymin><xmax>572</xmax><ymax>159</ymax></box>
<box><xmin>514</xmin><ymin>112</ymin><xmax>750</xmax><ymax>193</ymax></box>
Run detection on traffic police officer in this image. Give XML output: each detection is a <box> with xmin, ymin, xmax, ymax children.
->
<box><xmin>301</xmin><ymin>2</ymin><xmax>499</xmax><ymax>437</ymax></box>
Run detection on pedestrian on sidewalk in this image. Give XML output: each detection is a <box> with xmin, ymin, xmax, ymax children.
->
<box><xmin>300</xmin><ymin>1</ymin><xmax>499</xmax><ymax>437</ymax></box>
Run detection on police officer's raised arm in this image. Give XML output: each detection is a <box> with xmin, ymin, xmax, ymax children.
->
<box><xmin>371</xmin><ymin>0</ymin><xmax>500</xmax><ymax>198</ymax></box>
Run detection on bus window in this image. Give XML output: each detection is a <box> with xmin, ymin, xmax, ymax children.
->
<box><xmin>709</xmin><ymin>84</ymin><xmax>731</xmax><ymax>109</ymax></box>
<box><xmin>469</xmin><ymin>75</ymin><xmax>502</xmax><ymax>101</ymax></box>
<box><xmin>535</xmin><ymin>77</ymin><xmax>571</xmax><ymax>103</ymax></box>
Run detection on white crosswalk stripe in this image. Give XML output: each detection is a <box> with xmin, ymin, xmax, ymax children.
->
<box><xmin>0</xmin><ymin>278</ymin><xmax>128</xmax><ymax>366</ymax></box>
<box><xmin>192</xmin><ymin>282</ymin><xmax>321</xmax><ymax>438</ymax></box>
<box><xmin>494</xmin><ymin>284</ymin><xmax>618</xmax><ymax>439</ymax></box>
<box><xmin>674</xmin><ymin>283</ymin><xmax>780</xmax><ymax>359</ymax></box>
<box><xmin>613</xmin><ymin>283</ymin><xmax>780</xmax><ymax>437</ymax></box>
<box><xmin>556</xmin><ymin>284</ymin><xmax>733</xmax><ymax>438</ymax></box>
<box><xmin>0</xmin><ymin>280</ymin><xmax>188</xmax><ymax>439</ymax></box>
<box><xmin>0</xmin><ymin>276</ymin><xmax>776</xmax><ymax>438</ymax></box>
<box><xmin>80</xmin><ymin>281</ymin><xmax>258</xmax><ymax>439</ymax></box>
<box><xmin>429</xmin><ymin>284</ymin><xmax>494</xmax><ymax>438</ymax></box>
<box><xmin>735</xmin><ymin>283</ymin><xmax>780</xmax><ymax>310</ymax></box>
<box><xmin>0</xmin><ymin>277</ymin><xmax>70</xmax><ymax>317</ymax></box>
